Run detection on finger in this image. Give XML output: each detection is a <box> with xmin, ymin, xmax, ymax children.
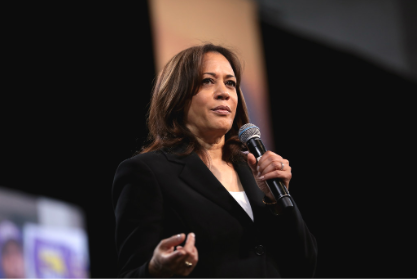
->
<box><xmin>163</xmin><ymin>249</ymin><xmax>187</xmax><ymax>272</ymax></box>
<box><xmin>258</xmin><ymin>152</ymin><xmax>286</xmax><ymax>174</ymax></box>
<box><xmin>184</xmin><ymin>233</ymin><xmax>198</xmax><ymax>263</ymax></box>
<box><xmin>176</xmin><ymin>245</ymin><xmax>183</xmax><ymax>250</ymax></box>
<box><xmin>165</xmin><ymin>249</ymin><xmax>191</xmax><ymax>275</ymax></box>
<box><xmin>183</xmin><ymin>232</ymin><xmax>196</xmax><ymax>252</ymax></box>
<box><xmin>174</xmin><ymin>253</ymin><xmax>198</xmax><ymax>276</ymax></box>
<box><xmin>179</xmin><ymin>235</ymin><xmax>198</xmax><ymax>258</ymax></box>
<box><xmin>260</xmin><ymin>170</ymin><xmax>291</xmax><ymax>186</ymax></box>
<box><xmin>172</xmin><ymin>244</ymin><xmax>199</xmax><ymax>276</ymax></box>
<box><xmin>259</xmin><ymin>160</ymin><xmax>287</xmax><ymax>176</ymax></box>
<box><xmin>246</xmin><ymin>153</ymin><xmax>257</xmax><ymax>173</ymax></box>
<box><xmin>159</xmin><ymin>233</ymin><xmax>185</xmax><ymax>250</ymax></box>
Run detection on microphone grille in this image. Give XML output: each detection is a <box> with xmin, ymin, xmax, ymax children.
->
<box><xmin>238</xmin><ymin>123</ymin><xmax>261</xmax><ymax>143</ymax></box>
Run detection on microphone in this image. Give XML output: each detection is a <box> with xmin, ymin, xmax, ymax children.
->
<box><xmin>238</xmin><ymin>123</ymin><xmax>294</xmax><ymax>209</ymax></box>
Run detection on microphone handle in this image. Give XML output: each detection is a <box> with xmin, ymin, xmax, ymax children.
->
<box><xmin>246</xmin><ymin>138</ymin><xmax>294</xmax><ymax>209</ymax></box>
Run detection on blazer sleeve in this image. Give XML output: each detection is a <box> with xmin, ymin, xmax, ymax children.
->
<box><xmin>112</xmin><ymin>156</ymin><xmax>164</xmax><ymax>278</ymax></box>
<box><xmin>263</xmin><ymin>198</ymin><xmax>318</xmax><ymax>278</ymax></box>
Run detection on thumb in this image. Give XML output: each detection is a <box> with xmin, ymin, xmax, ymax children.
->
<box><xmin>247</xmin><ymin>153</ymin><xmax>257</xmax><ymax>173</ymax></box>
<box><xmin>159</xmin><ymin>233</ymin><xmax>185</xmax><ymax>250</ymax></box>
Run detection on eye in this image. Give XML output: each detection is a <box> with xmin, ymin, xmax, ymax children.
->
<box><xmin>202</xmin><ymin>78</ymin><xmax>214</xmax><ymax>85</ymax></box>
<box><xmin>226</xmin><ymin>80</ymin><xmax>236</xmax><ymax>87</ymax></box>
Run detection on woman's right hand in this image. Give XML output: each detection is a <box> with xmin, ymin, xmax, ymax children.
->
<box><xmin>148</xmin><ymin>233</ymin><xmax>198</xmax><ymax>277</ymax></box>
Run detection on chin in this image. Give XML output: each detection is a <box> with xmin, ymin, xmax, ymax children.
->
<box><xmin>211</xmin><ymin>123</ymin><xmax>233</xmax><ymax>135</ymax></box>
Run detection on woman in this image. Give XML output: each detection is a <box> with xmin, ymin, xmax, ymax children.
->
<box><xmin>112</xmin><ymin>43</ymin><xmax>317</xmax><ymax>278</ymax></box>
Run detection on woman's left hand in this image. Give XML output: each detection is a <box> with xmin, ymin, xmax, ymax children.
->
<box><xmin>247</xmin><ymin>151</ymin><xmax>292</xmax><ymax>201</ymax></box>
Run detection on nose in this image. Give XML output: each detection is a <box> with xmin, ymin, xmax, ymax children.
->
<box><xmin>215</xmin><ymin>91</ymin><xmax>230</xmax><ymax>100</ymax></box>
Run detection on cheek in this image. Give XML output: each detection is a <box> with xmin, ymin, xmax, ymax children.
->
<box><xmin>231</xmin><ymin>96</ymin><xmax>239</xmax><ymax>117</ymax></box>
<box><xmin>187</xmin><ymin>96</ymin><xmax>207</xmax><ymax>120</ymax></box>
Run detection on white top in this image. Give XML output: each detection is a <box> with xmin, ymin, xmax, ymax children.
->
<box><xmin>228</xmin><ymin>191</ymin><xmax>254</xmax><ymax>221</ymax></box>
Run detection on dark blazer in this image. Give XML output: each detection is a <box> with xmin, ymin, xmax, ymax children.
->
<box><xmin>112</xmin><ymin>148</ymin><xmax>317</xmax><ymax>278</ymax></box>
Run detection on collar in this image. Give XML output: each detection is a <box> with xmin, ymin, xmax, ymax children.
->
<box><xmin>161</xmin><ymin>145</ymin><xmax>264</xmax><ymax>226</ymax></box>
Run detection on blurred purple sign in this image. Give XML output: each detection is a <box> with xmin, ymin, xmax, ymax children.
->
<box><xmin>0</xmin><ymin>187</ymin><xmax>89</xmax><ymax>278</ymax></box>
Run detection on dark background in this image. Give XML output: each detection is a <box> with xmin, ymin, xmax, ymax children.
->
<box><xmin>1</xmin><ymin>2</ymin><xmax>416</xmax><ymax>278</ymax></box>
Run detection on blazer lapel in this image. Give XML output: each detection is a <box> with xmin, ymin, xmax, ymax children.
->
<box><xmin>164</xmin><ymin>149</ymin><xmax>255</xmax><ymax>226</ymax></box>
<box><xmin>234</xmin><ymin>162</ymin><xmax>266</xmax><ymax>223</ymax></box>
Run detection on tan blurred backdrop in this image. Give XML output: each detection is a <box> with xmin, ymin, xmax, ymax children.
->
<box><xmin>149</xmin><ymin>0</ymin><xmax>273</xmax><ymax>148</ymax></box>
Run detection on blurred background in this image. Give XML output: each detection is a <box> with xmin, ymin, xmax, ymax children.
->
<box><xmin>1</xmin><ymin>0</ymin><xmax>416</xmax><ymax>278</ymax></box>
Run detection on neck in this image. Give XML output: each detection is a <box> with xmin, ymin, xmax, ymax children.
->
<box><xmin>195</xmin><ymin>134</ymin><xmax>225</xmax><ymax>163</ymax></box>
<box><xmin>187</xmin><ymin>124</ymin><xmax>228</xmax><ymax>163</ymax></box>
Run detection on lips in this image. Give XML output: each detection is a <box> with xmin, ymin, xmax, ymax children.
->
<box><xmin>211</xmin><ymin>105</ymin><xmax>231</xmax><ymax>113</ymax></box>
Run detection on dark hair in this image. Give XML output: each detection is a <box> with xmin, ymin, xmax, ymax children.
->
<box><xmin>140</xmin><ymin>43</ymin><xmax>249</xmax><ymax>165</ymax></box>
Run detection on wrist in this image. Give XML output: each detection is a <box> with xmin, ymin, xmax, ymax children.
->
<box><xmin>263</xmin><ymin>194</ymin><xmax>276</xmax><ymax>204</ymax></box>
<box><xmin>262</xmin><ymin>195</ymin><xmax>283</xmax><ymax>216</ymax></box>
<box><xmin>148</xmin><ymin>259</ymin><xmax>172</xmax><ymax>278</ymax></box>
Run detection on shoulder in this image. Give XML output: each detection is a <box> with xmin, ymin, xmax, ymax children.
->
<box><xmin>114</xmin><ymin>150</ymin><xmax>168</xmax><ymax>177</ymax></box>
<box><xmin>113</xmin><ymin>149</ymin><xmax>187</xmax><ymax>182</ymax></box>
<box><xmin>112</xmin><ymin>150</ymin><xmax>168</xmax><ymax>209</ymax></box>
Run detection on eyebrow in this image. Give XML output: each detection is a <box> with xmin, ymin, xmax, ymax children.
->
<box><xmin>203</xmin><ymin>72</ymin><xmax>236</xmax><ymax>79</ymax></box>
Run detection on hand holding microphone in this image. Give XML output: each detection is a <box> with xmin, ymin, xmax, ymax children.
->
<box><xmin>239</xmin><ymin>123</ymin><xmax>294</xmax><ymax>210</ymax></box>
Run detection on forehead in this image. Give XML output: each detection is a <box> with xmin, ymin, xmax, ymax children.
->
<box><xmin>202</xmin><ymin>52</ymin><xmax>234</xmax><ymax>74</ymax></box>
